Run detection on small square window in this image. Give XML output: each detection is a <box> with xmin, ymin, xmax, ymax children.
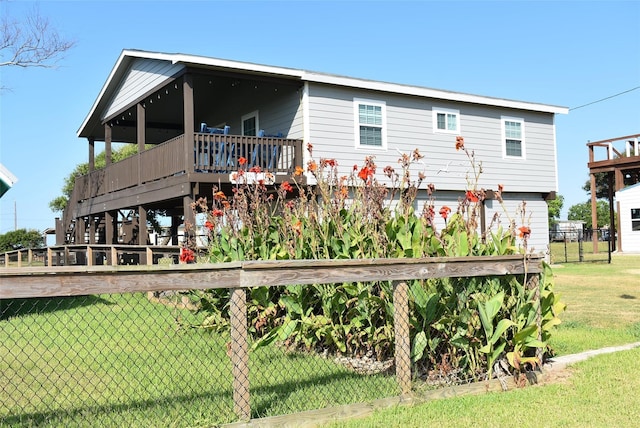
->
<box><xmin>433</xmin><ymin>108</ymin><xmax>459</xmax><ymax>134</ymax></box>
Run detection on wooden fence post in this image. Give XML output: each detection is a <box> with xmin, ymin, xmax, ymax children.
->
<box><xmin>393</xmin><ymin>280</ymin><xmax>411</xmax><ymax>395</ymax></box>
<box><xmin>527</xmin><ymin>273</ymin><xmax>544</xmax><ymax>365</ymax></box>
<box><xmin>230</xmin><ymin>288</ymin><xmax>250</xmax><ymax>421</ymax></box>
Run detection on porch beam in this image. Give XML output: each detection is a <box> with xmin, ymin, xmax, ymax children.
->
<box><xmin>183</xmin><ymin>73</ymin><xmax>195</xmax><ymax>174</ymax></box>
<box><xmin>105</xmin><ymin>123</ymin><xmax>112</xmax><ymax>166</ymax></box>
<box><xmin>137</xmin><ymin>102</ymin><xmax>146</xmax><ymax>186</ymax></box>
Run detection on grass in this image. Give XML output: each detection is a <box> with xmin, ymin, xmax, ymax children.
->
<box><xmin>2</xmin><ymin>255</ymin><xmax>639</xmax><ymax>427</ymax></box>
<box><xmin>324</xmin><ymin>254</ymin><xmax>640</xmax><ymax>427</ymax></box>
<box><xmin>0</xmin><ymin>293</ymin><xmax>397</xmax><ymax>427</ymax></box>
<box><xmin>548</xmin><ymin>240</ymin><xmax>611</xmax><ymax>264</ymax></box>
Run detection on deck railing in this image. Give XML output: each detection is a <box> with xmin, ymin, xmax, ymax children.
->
<box><xmin>73</xmin><ymin>133</ymin><xmax>303</xmax><ymax>200</ymax></box>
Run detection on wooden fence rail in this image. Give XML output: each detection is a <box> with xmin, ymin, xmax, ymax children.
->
<box><xmin>0</xmin><ymin>254</ymin><xmax>543</xmax><ymax>423</ymax></box>
<box><xmin>1</xmin><ymin>244</ymin><xmax>183</xmax><ymax>268</ymax></box>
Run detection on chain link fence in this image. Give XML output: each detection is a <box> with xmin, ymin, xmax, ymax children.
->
<box><xmin>1</xmin><ymin>257</ymin><xmax>541</xmax><ymax>427</ymax></box>
<box><xmin>548</xmin><ymin>228</ymin><xmax>612</xmax><ymax>264</ymax></box>
<box><xmin>1</xmin><ymin>291</ymin><xmax>404</xmax><ymax>426</ymax></box>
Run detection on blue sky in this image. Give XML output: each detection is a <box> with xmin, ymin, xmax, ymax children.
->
<box><xmin>1</xmin><ymin>0</ymin><xmax>639</xmax><ymax>235</ymax></box>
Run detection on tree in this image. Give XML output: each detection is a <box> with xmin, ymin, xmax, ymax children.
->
<box><xmin>567</xmin><ymin>200</ymin><xmax>610</xmax><ymax>229</ymax></box>
<box><xmin>547</xmin><ymin>194</ymin><xmax>564</xmax><ymax>228</ymax></box>
<box><xmin>582</xmin><ymin>172</ymin><xmax>610</xmax><ymax>200</ymax></box>
<box><xmin>0</xmin><ymin>228</ymin><xmax>44</xmax><ymax>251</ymax></box>
<box><xmin>1</xmin><ymin>3</ymin><xmax>75</xmax><ymax>69</ymax></box>
<box><xmin>49</xmin><ymin>144</ymin><xmax>142</xmax><ymax>212</ymax></box>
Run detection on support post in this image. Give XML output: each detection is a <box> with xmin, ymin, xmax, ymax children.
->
<box><xmin>393</xmin><ymin>280</ymin><xmax>411</xmax><ymax>395</ymax></box>
<box><xmin>137</xmin><ymin>102</ymin><xmax>146</xmax><ymax>185</ymax></box>
<box><xmin>230</xmin><ymin>288</ymin><xmax>250</xmax><ymax>421</ymax></box>
<box><xmin>590</xmin><ymin>172</ymin><xmax>598</xmax><ymax>253</ymax></box>
<box><xmin>139</xmin><ymin>205</ymin><xmax>148</xmax><ymax>265</ymax></box>
<box><xmin>104</xmin><ymin>123</ymin><xmax>112</xmax><ymax>166</ymax></box>
<box><xmin>527</xmin><ymin>273</ymin><xmax>544</xmax><ymax>365</ymax></box>
<box><xmin>183</xmin><ymin>74</ymin><xmax>195</xmax><ymax>174</ymax></box>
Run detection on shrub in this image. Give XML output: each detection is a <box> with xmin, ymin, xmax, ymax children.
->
<box><xmin>183</xmin><ymin>137</ymin><xmax>564</xmax><ymax>381</ymax></box>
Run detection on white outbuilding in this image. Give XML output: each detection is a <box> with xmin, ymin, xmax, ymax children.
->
<box><xmin>615</xmin><ymin>183</ymin><xmax>640</xmax><ymax>253</ymax></box>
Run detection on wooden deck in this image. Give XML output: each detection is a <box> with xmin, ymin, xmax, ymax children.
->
<box><xmin>60</xmin><ymin>133</ymin><xmax>304</xmax><ymax>243</ymax></box>
<box><xmin>75</xmin><ymin>132</ymin><xmax>303</xmax><ymax>201</ymax></box>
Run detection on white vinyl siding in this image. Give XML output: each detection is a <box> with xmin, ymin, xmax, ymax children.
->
<box><xmin>354</xmin><ymin>98</ymin><xmax>386</xmax><ymax>149</ymax></box>
<box><xmin>502</xmin><ymin>116</ymin><xmax>525</xmax><ymax>159</ymax></box>
<box><xmin>103</xmin><ymin>58</ymin><xmax>184</xmax><ymax>121</ymax></box>
<box><xmin>307</xmin><ymin>84</ymin><xmax>557</xmax><ymax>194</ymax></box>
<box><xmin>433</xmin><ymin>107</ymin><xmax>459</xmax><ymax>134</ymax></box>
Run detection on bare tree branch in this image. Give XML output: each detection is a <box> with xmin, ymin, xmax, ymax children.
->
<box><xmin>0</xmin><ymin>4</ymin><xmax>75</xmax><ymax>68</ymax></box>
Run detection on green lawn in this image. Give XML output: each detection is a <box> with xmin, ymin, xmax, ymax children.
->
<box><xmin>325</xmin><ymin>254</ymin><xmax>640</xmax><ymax>427</ymax></box>
<box><xmin>2</xmin><ymin>255</ymin><xmax>639</xmax><ymax>427</ymax></box>
<box><xmin>0</xmin><ymin>293</ymin><xmax>397</xmax><ymax>427</ymax></box>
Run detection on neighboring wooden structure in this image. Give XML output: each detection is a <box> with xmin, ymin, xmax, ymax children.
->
<box><xmin>67</xmin><ymin>50</ymin><xmax>568</xmax><ymax>252</ymax></box>
<box><xmin>0</xmin><ymin>254</ymin><xmax>543</xmax><ymax>423</ymax></box>
<box><xmin>587</xmin><ymin>133</ymin><xmax>640</xmax><ymax>252</ymax></box>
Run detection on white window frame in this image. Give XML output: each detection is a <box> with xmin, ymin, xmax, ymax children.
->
<box><xmin>241</xmin><ymin>110</ymin><xmax>259</xmax><ymax>136</ymax></box>
<box><xmin>501</xmin><ymin>116</ymin><xmax>526</xmax><ymax>159</ymax></box>
<box><xmin>354</xmin><ymin>98</ymin><xmax>387</xmax><ymax>150</ymax></box>
<box><xmin>432</xmin><ymin>107</ymin><xmax>460</xmax><ymax>134</ymax></box>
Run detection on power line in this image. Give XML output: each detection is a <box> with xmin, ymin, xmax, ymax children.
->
<box><xmin>570</xmin><ymin>86</ymin><xmax>640</xmax><ymax>111</ymax></box>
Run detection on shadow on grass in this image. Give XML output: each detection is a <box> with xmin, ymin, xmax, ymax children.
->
<box><xmin>0</xmin><ymin>388</ymin><xmax>235</xmax><ymax>428</ymax></box>
<box><xmin>1</xmin><ymin>367</ymin><xmax>395</xmax><ymax>426</ymax></box>
<box><xmin>0</xmin><ymin>295</ymin><xmax>113</xmax><ymax>320</ymax></box>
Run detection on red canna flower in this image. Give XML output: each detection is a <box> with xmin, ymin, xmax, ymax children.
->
<box><xmin>249</xmin><ymin>166</ymin><xmax>262</xmax><ymax>173</ymax></box>
<box><xmin>307</xmin><ymin>161</ymin><xmax>317</xmax><ymax>173</ymax></box>
<box><xmin>498</xmin><ymin>184</ymin><xmax>504</xmax><ymax>193</ymax></box>
<box><xmin>214</xmin><ymin>191</ymin><xmax>227</xmax><ymax>201</ymax></box>
<box><xmin>238</xmin><ymin>156</ymin><xmax>247</xmax><ymax>166</ymax></box>
<box><xmin>358</xmin><ymin>166</ymin><xmax>374</xmax><ymax>181</ymax></box>
<box><xmin>456</xmin><ymin>136</ymin><xmax>465</xmax><ymax>151</ymax></box>
<box><xmin>294</xmin><ymin>166</ymin><xmax>304</xmax><ymax>176</ymax></box>
<box><xmin>205</xmin><ymin>220</ymin><xmax>214</xmax><ymax>230</ymax></box>
<box><xmin>466</xmin><ymin>190</ymin><xmax>479</xmax><ymax>203</ymax></box>
<box><xmin>281</xmin><ymin>181</ymin><xmax>293</xmax><ymax>193</ymax></box>
<box><xmin>518</xmin><ymin>226</ymin><xmax>531</xmax><ymax>238</ymax></box>
<box><xmin>439</xmin><ymin>206</ymin><xmax>451</xmax><ymax>220</ymax></box>
<box><xmin>179</xmin><ymin>248</ymin><xmax>195</xmax><ymax>264</ymax></box>
<box><xmin>212</xmin><ymin>209</ymin><xmax>224</xmax><ymax>217</ymax></box>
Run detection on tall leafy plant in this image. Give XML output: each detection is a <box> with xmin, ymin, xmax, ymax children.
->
<box><xmin>183</xmin><ymin>137</ymin><xmax>564</xmax><ymax>380</ymax></box>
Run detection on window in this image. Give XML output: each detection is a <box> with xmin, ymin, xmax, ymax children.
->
<box><xmin>354</xmin><ymin>99</ymin><xmax>386</xmax><ymax>149</ymax></box>
<box><xmin>433</xmin><ymin>108</ymin><xmax>459</xmax><ymax>134</ymax></box>
<box><xmin>241</xmin><ymin>111</ymin><xmax>258</xmax><ymax>136</ymax></box>
<box><xmin>632</xmin><ymin>208</ymin><xmax>640</xmax><ymax>232</ymax></box>
<box><xmin>502</xmin><ymin>117</ymin><xmax>525</xmax><ymax>158</ymax></box>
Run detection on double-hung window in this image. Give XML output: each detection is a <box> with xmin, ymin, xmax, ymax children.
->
<box><xmin>502</xmin><ymin>116</ymin><xmax>525</xmax><ymax>159</ymax></box>
<box><xmin>433</xmin><ymin>107</ymin><xmax>459</xmax><ymax>134</ymax></box>
<box><xmin>354</xmin><ymin>99</ymin><xmax>386</xmax><ymax>149</ymax></box>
